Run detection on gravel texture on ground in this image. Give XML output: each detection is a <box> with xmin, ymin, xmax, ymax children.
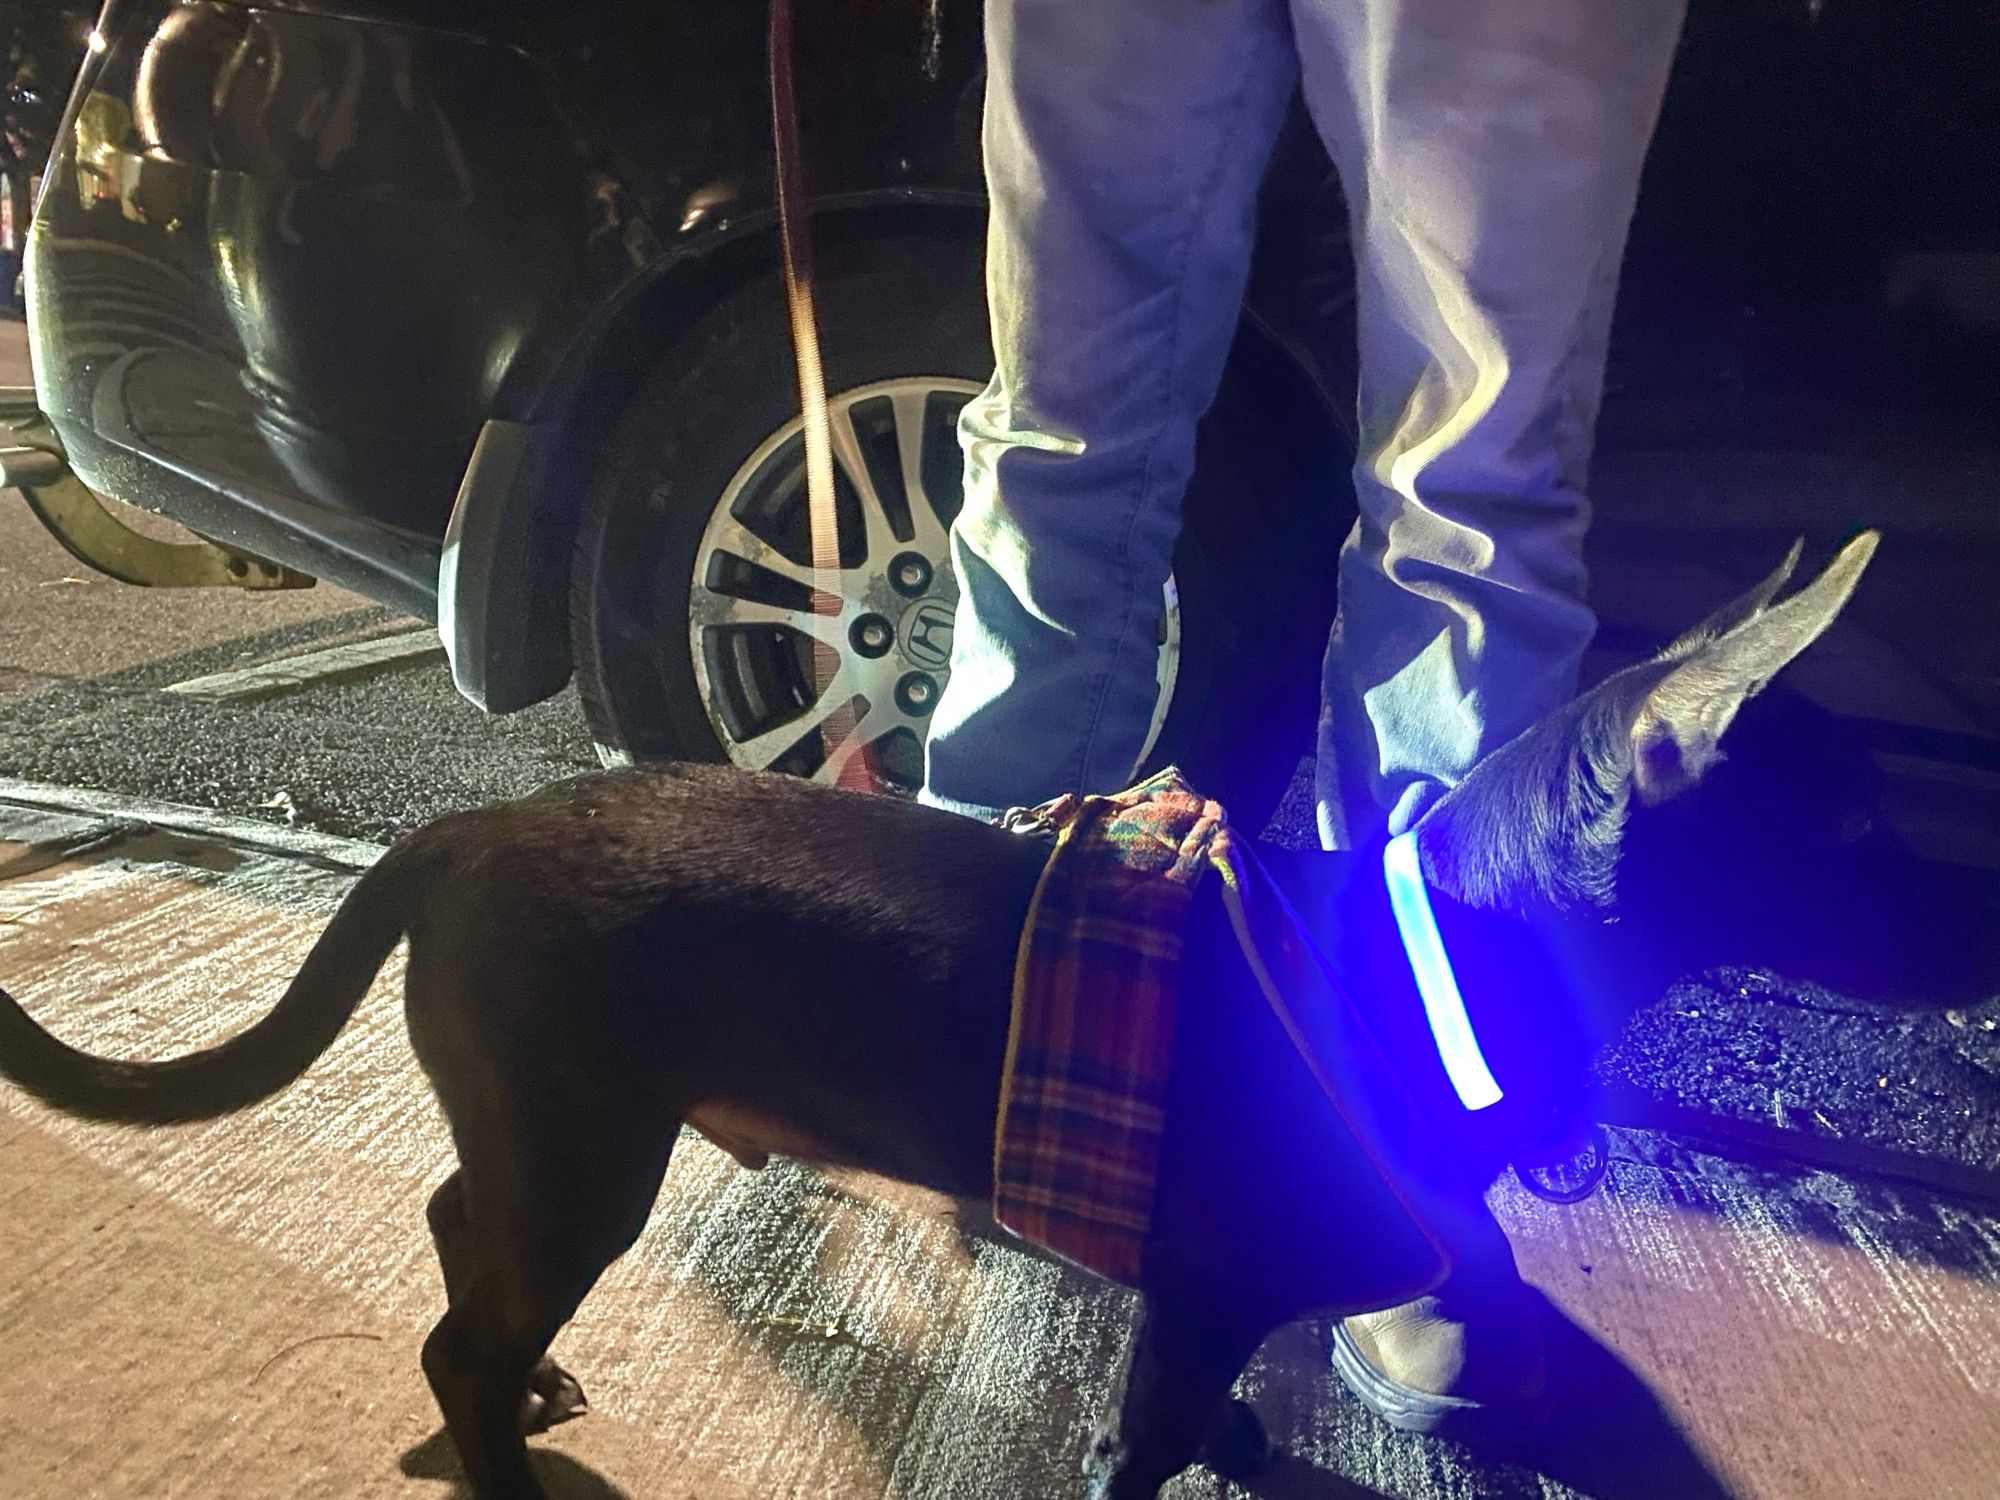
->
<box><xmin>1597</xmin><ymin>971</ymin><xmax>2000</xmax><ymax>1176</ymax></box>
<box><xmin>0</xmin><ymin>605</ymin><xmax>601</xmax><ymax>845</ymax></box>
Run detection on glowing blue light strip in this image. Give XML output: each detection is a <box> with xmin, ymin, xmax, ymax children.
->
<box><xmin>1383</xmin><ymin>832</ymin><xmax>1504</xmax><ymax>1112</ymax></box>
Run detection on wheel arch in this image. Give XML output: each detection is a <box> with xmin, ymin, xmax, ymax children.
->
<box><xmin>440</xmin><ymin>194</ymin><xmax>1356</xmax><ymax>721</ymax></box>
<box><xmin>438</xmin><ymin>196</ymin><xmax>984</xmax><ymax>714</ymax></box>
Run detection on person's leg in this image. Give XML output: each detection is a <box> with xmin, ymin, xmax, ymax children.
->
<box><xmin>920</xmin><ymin>0</ymin><xmax>1298</xmax><ymax>821</ymax></box>
<box><xmin>1286</xmin><ymin>0</ymin><xmax>1686</xmax><ymax>1437</ymax></box>
<box><xmin>1296</xmin><ymin>0</ymin><xmax>1688</xmax><ymax>848</ymax></box>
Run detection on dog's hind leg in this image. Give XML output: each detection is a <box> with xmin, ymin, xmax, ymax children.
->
<box><xmin>425</xmin><ymin>1172</ymin><xmax>588</xmax><ymax>1434</ymax></box>
<box><xmin>1084</xmin><ymin>1279</ymin><xmax>1273</xmax><ymax>1500</ymax></box>
<box><xmin>418</xmin><ymin>1087</ymin><xmax>680</xmax><ymax>1500</ymax></box>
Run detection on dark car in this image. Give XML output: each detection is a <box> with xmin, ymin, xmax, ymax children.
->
<box><xmin>13</xmin><ymin>0</ymin><xmax>2000</xmax><ymax>825</ymax></box>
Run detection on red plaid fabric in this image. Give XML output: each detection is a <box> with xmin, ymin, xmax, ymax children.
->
<box><xmin>993</xmin><ymin>770</ymin><xmax>1457</xmax><ymax>1293</ymax></box>
<box><xmin>992</xmin><ymin>771</ymin><xmax>1220</xmax><ymax>1283</ymax></box>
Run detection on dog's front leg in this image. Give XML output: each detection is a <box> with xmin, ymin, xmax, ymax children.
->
<box><xmin>1084</xmin><ymin>1280</ymin><xmax>1272</xmax><ymax>1499</ymax></box>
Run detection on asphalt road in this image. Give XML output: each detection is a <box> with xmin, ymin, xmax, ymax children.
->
<box><xmin>7</xmin><ymin>315</ymin><xmax>1999</xmax><ymax>847</ymax></box>
<box><xmin>1</xmin><ymin>321</ymin><xmax>603</xmax><ymax>841</ymax></box>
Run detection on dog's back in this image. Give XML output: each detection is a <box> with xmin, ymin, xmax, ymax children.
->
<box><xmin>399</xmin><ymin>765</ymin><xmax>1048</xmax><ymax>1197</ymax></box>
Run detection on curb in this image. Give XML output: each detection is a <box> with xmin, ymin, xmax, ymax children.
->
<box><xmin>0</xmin><ymin>777</ymin><xmax>384</xmax><ymax>874</ymax></box>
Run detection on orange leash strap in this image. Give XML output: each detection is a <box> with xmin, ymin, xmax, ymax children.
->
<box><xmin>769</xmin><ymin>0</ymin><xmax>872</xmax><ymax>791</ymax></box>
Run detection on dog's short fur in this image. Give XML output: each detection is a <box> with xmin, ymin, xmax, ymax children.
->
<box><xmin>2</xmin><ymin>534</ymin><xmax>1994</xmax><ymax>1499</ymax></box>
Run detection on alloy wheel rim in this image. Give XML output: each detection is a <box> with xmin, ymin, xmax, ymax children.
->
<box><xmin>690</xmin><ymin>376</ymin><xmax>1179</xmax><ymax>793</ymax></box>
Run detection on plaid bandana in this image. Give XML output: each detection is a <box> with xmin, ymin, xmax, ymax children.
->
<box><xmin>993</xmin><ymin>769</ymin><xmax>1457</xmax><ymax>1292</ymax></box>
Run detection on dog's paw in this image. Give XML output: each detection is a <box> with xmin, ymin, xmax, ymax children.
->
<box><xmin>518</xmin><ymin>1357</ymin><xmax>589</xmax><ymax>1434</ymax></box>
<box><xmin>1200</xmin><ymin>1398</ymin><xmax>1271</xmax><ymax>1484</ymax></box>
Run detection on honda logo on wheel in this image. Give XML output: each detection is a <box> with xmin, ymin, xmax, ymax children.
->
<box><xmin>899</xmin><ymin>599</ymin><xmax>955</xmax><ymax>671</ymax></box>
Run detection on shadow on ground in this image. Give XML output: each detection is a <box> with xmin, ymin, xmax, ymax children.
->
<box><xmin>1446</xmin><ymin>1292</ymin><xmax>1737</xmax><ymax>1500</ymax></box>
<box><xmin>1249</xmin><ymin>1452</ymin><xmax>1393</xmax><ymax>1499</ymax></box>
<box><xmin>401</xmin><ymin>1428</ymin><xmax>635</xmax><ymax>1500</ymax></box>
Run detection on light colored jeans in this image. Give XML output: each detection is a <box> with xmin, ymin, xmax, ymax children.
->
<box><xmin>921</xmin><ymin>0</ymin><xmax>1688</xmax><ymax>846</ymax></box>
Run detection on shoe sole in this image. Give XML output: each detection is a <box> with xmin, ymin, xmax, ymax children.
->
<box><xmin>1326</xmin><ymin>1321</ymin><xmax>1546</xmax><ymax>1444</ymax></box>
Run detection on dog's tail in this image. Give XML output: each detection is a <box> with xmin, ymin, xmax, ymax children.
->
<box><xmin>0</xmin><ymin>836</ymin><xmax>430</xmax><ymax>1124</ymax></box>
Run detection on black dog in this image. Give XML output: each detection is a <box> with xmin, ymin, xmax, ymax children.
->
<box><xmin>1</xmin><ymin>533</ymin><xmax>1992</xmax><ymax>1499</ymax></box>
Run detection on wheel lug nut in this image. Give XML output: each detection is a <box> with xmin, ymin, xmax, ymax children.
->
<box><xmin>888</xmin><ymin>551</ymin><xmax>933</xmax><ymax>597</ymax></box>
<box><xmin>896</xmin><ymin>672</ymin><xmax>940</xmax><ymax>716</ymax></box>
<box><xmin>850</xmin><ymin>614</ymin><xmax>894</xmax><ymax>658</ymax></box>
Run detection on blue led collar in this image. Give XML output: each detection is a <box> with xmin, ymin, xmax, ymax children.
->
<box><xmin>1382</xmin><ymin>831</ymin><xmax>1504</xmax><ymax>1112</ymax></box>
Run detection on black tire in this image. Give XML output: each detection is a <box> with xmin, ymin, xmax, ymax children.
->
<box><xmin>571</xmin><ymin>228</ymin><xmax>1348</xmax><ymax>814</ymax></box>
<box><xmin>572</xmin><ymin>231</ymin><xmax>995</xmax><ymax>788</ymax></box>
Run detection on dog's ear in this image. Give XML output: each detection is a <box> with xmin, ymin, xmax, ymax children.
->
<box><xmin>1629</xmin><ymin>531</ymin><xmax>1878</xmax><ymax>804</ymax></box>
<box><xmin>1657</xmin><ymin>537</ymin><xmax>1803</xmax><ymax>662</ymax></box>
<box><xmin>1412</xmin><ymin>533</ymin><xmax>1881</xmax><ymax>911</ymax></box>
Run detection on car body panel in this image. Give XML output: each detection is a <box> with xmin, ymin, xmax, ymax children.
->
<box><xmin>30</xmin><ymin>0</ymin><xmax>602</xmax><ymax>606</ymax></box>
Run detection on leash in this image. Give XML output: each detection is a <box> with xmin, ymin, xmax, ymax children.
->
<box><xmin>768</xmin><ymin>0</ymin><xmax>873</xmax><ymax>792</ymax></box>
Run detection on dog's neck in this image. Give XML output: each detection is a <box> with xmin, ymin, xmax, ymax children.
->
<box><xmin>1256</xmin><ymin>841</ymin><xmax>1616</xmax><ymax>1158</ymax></box>
<box><xmin>1400</xmin><ymin>674</ymin><xmax>1664</xmax><ymax>916</ymax></box>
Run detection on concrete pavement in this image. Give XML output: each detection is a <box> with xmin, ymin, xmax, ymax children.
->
<box><xmin>3</xmin><ymin>784</ymin><xmax>1997</xmax><ymax>1500</ymax></box>
<box><xmin>0</xmin><ymin>314</ymin><xmax>30</xmax><ymax>389</ymax></box>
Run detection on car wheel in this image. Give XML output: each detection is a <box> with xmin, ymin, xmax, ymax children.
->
<box><xmin>570</xmin><ymin>232</ymin><xmax>1180</xmax><ymax>794</ymax></box>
